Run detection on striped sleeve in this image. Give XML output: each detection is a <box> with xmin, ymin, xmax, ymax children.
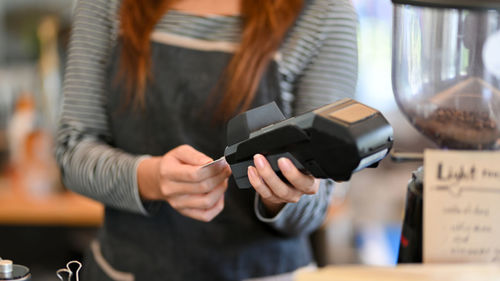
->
<box><xmin>294</xmin><ymin>0</ymin><xmax>358</xmax><ymax>113</ymax></box>
<box><xmin>55</xmin><ymin>0</ymin><xmax>149</xmax><ymax>215</ymax></box>
<box><xmin>254</xmin><ymin>179</ymin><xmax>334</xmax><ymax>236</ymax></box>
<box><xmin>257</xmin><ymin>0</ymin><xmax>358</xmax><ymax>235</ymax></box>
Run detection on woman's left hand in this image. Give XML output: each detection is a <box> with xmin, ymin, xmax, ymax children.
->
<box><xmin>247</xmin><ymin>154</ymin><xmax>320</xmax><ymax>216</ymax></box>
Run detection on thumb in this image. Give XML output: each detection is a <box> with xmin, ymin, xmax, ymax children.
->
<box><xmin>173</xmin><ymin>145</ymin><xmax>212</xmax><ymax>166</ymax></box>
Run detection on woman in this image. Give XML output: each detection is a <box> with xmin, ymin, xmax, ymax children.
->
<box><xmin>56</xmin><ymin>0</ymin><xmax>358</xmax><ymax>280</ymax></box>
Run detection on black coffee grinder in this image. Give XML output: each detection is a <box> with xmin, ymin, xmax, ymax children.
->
<box><xmin>390</xmin><ymin>0</ymin><xmax>500</xmax><ymax>263</ymax></box>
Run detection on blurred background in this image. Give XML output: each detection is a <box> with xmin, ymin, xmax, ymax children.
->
<box><xmin>0</xmin><ymin>1</ymin><xmax>102</xmax><ymax>280</ymax></box>
<box><xmin>0</xmin><ymin>0</ymin><xmax>436</xmax><ymax>280</ymax></box>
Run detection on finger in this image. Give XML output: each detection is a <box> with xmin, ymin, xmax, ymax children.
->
<box><xmin>278</xmin><ymin>157</ymin><xmax>317</xmax><ymax>194</ymax></box>
<box><xmin>167</xmin><ymin>158</ymin><xmax>230</xmax><ymax>183</ymax></box>
<box><xmin>253</xmin><ymin>154</ymin><xmax>302</xmax><ymax>203</ymax></box>
<box><xmin>195</xmin><ymin>158</ymin><xmax>231</xmax><ymax>182</ymax></box>
<box><xmin>248</xmin><ymin>166</ymin><xmax>273</xmax><ymax>200</ymax></box>
<box><xmin>179</xmin><ymin>194</ymin><xmax>225</xmax><ymax>222</ymax></box>
<box><xmin>173</xmin><ymin>145</ymin><xmax>213</xmax><ymax>166</ymax></box>
<box><xmin>168</xmin><ymin>180</ymin><xmax>228</xmax><ymax>209</ymax></box>
<box><xmin>162</xmin><ymin>166</ymin><xmax>230</xmax><ymax>196</ymax></box>
<box><xmin>162</xmin><ymin>167</ymin><xmax>229</xmax><ymax>195</ymax></box>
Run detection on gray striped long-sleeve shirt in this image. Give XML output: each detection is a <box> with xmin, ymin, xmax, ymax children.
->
<box><xmin>56</xmin><ymin>0</ymin><xmax>358</xmax><ymax>236</ymax></box>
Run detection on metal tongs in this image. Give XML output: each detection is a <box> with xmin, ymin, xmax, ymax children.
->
<box><xmin>56</xmin><ymin>261</ymin><xmax>82</xmax><ymax>281</ymax></box>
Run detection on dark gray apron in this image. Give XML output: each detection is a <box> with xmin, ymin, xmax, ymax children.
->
<box><xmin>82</xmin><ymin>41</ymin><xmax>313</xmax><ymax>281</ymax></box>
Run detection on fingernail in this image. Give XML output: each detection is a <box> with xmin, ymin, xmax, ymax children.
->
<box><xmin>216</xmin><ymin>161</ymin><xmax>226</xmax><ymax>170</ymax></box>
<box><xmin>278</xmin><ymin>157</ymin><xmax>292</xmax><ymax>172</ymax></box>
<box><xmin>248</xmin><ymin>166</ymin><xmax>256</xmax><ymax>179</ymax></box>
<box><xmin>254</xmin><ymin>155</ymin><xmax>264</xmax><ymax>169</ymax></box>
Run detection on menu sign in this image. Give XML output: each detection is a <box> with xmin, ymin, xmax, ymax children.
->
<box><xmin>423</xmin><ymin>149</ymin><xmax>500</xmax><ymax>263</ymax></box>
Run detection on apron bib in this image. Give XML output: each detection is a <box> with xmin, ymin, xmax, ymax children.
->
<box><xmin>82</xmin><ymin>41</ymin><xmax>312</xmax><ymax>281</ymax></box>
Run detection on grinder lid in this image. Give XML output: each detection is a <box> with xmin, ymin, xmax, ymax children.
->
<box><xmin>392</xmin><ymin>0</ymin><xmax>500</xmax><ymax>10</ymax></box>
<box><xmin>0</xmin><ymin>259</ymin><xmax>30</xmax><ymax>281</ymax></box>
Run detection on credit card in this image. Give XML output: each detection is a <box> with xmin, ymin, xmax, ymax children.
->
<box><xmin>201</xmin><ymin>156</ymin><xmax>226</xmax><ymax>169</ymax></box>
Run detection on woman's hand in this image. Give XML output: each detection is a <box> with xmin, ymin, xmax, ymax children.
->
<box><xmin>137</xmin><ymin>145</ymin><xmax>231</xmax><ymax>222</ymax></box>
<box><xmin>247</xmin><ymin>154</ymin><xmax>320</xmax><ymax>216</ymax></box>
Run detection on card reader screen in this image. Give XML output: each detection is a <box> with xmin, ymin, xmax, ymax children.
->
<box><xmin>329</xmin><ymin>103</ymin><xmax>377</xmax><ymax>124</ymax></box>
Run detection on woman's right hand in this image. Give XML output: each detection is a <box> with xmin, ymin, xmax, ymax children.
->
<box><xmin>137</xmin><ymin>145</ymin><xmax>231</xmax><ymax>222</ymax></box>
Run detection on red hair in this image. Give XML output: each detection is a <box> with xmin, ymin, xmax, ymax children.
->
<box><xmin>119</xmin><ymin>0</ymin><xmax>304</xmax><ymax>120</ymax></box>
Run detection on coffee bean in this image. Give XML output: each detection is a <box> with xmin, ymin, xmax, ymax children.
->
<box><xmin>412</xmin><ymin>107</ymin><xmax>499</xmax><ymax>150</ymax></box>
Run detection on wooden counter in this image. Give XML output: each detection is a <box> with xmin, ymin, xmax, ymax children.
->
<box><xmin>0</xmin><ymin>177</ymin><xmax>103</xmax><ymax>226</ymax></box>
<box><xmin>295</xmin><ymin>264</ymin><xmax>500</xmax><ymax>281</ymax></box>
